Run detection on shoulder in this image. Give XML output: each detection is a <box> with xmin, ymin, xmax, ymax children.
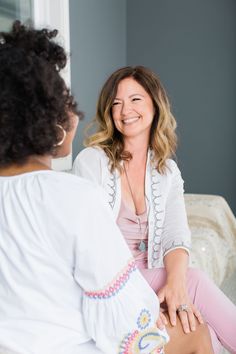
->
<box><xmin>53</xmin><ymin>172</ymin><xmax>108</xmax><ymax>214</ymax></box>
<box><xmin>74</xmin><ymin>147</ymin><xmax>109</xmax><ymax>169</ymax></box>
<box><xmin>165</xmin><ymin>159</ymin><xmax>184</xmax><ymax>189</ymax></box>
<box><xmin>149</xmin><ymin>149</ymin><xmax>180</xmax><ymax>178</ymax></box>
<box><xmin>76</xmin><ymin>146</ymin><xmax>107</xmax><ymax>161</ymax></box>
<box><xmin>39</xmin><ymin>171</ymin><xmax>110</xmax><ymax>228</ymax></box>
<box><xmin>73</xmin><ymin>147</ymin><xmax>111</xmax><ymax>182</ymax></box>
<box><xmin>153</xmin><ymin>159</ymin><xmax>183</xmax><ymax>189</ymax></box>
<box><xmin>165</xmin><ymin>159</ymin><xmax>180</xmax><ymax>175</ymax></box>
<box><xmin>47</xmin><ymin>171</ymin><xmax>99</xmax><ymax>195</ymax></box>
<box><xmin>152</xmin><ymin>159</ymin><xmax>180</xmax><ymax>179</ymax></box>
<box><xmin>18</xmin><ymin>170</ymin><xmax>101</xmax><ymax>209</ymax></box>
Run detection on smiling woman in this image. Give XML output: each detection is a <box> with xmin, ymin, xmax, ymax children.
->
<box><xmin>73</xmin><ymin>65</ymin><xmax>236</xmax><ymax>354</ymax></box>
<box><xmin>85</xmin><ymin>66</ymin><xmax>177</xmax><ymax>175</ymax></box>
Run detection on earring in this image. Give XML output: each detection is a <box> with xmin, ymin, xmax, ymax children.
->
<box><xmin>54</xmin><ymin>124</ymin><xmax>66</xmax><ymax>146</ymax></box>
<box><xmin>0</xmin><ymin>36</ymin><xmax>6</xmax><ymax>45</ymax></box>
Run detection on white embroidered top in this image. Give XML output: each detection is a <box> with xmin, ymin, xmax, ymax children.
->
<box><xmin>73</xmin><ymin>147</ymin><xmax>191</xmax><ymax>269</ymax></box>
<box><xmin>0</xmin><ymin>171</ymin><xmax>168</xmax><ymax>354</ymax></box>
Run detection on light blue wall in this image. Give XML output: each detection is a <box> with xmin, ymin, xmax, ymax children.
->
<box><xmin>127</xmin><ymin>0</ymin><xmax>236</xmax><ymax>213</ymax></box>
<box><xmin>69</xmin><ymin>0</ymin><xmax>126</xmax><ymax>154</ymax></box>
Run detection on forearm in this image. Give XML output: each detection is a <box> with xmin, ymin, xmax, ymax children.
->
<box><xmin>163</xmin><ymin>249</ymin><xmax>189</xmax><ymax>283</ymax></box>
<box><xmin>160</xmin><ymin>250</ymin><xmax>203</xmax><ymax>332</ymax></box>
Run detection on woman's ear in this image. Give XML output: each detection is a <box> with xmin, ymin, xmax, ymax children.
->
<box><xmin>54</xmin><ymin>113</ymin><xmax>79</xmax><ymax>159</ymax></box>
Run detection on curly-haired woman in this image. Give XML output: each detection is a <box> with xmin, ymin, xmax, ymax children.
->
<box><xmin>73</xmin><ymin>66</ymin><xmax>236</xmax><ymax>354</ymax></box>
<box><xmin>0</xmin><ymin>22</ymin><xmax>176</xmax><ymax>354</ymax></box>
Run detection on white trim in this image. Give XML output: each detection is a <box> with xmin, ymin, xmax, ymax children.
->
<box><xmin>51</xmin><ymin>154</ymin><xmax>72</xmax><ymax>172</ymax></box>
<box><xmin>33</xmin><ymin>0</ymin><xmax>72</xmax><ymax>171</ymax></box>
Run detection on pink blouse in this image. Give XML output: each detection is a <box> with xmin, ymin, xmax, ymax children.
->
<box><xmin>116</xmin><ymin>200</ymin><xmax>148</xmax><ymax>269</ymax></box>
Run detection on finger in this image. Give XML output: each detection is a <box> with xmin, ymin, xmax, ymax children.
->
<box><xmin>168</xmin><ymin>306</ymin><xmax>177</xmax><ymax>326</ymax></box>
<box><xmin>193</xmin><ymin>305</ymin><xmax>204</xmax><ymax>324</ymax></box>
<box><xmin>178</xmin><ymin>310</ymin><xmax>190</xmax><ymax>333</ymax></box>
<box><xmin>160</xmin><ymin>312</ymin><xmax>168</xmax><ymax>325</ymax></box>
<box><xmin>187</xmin><ymin>308</ymin><xmax>196</xmax><ymax>331</ymax></box>
<box><xmin>157</xmin><ymin>291</ymin><xmax>165</xmax><ymax>304</ymax></box>
<box><xmin>156</xmin><ymin>314</ymin><xmax>165</xmax><ymax>329</ymax></box>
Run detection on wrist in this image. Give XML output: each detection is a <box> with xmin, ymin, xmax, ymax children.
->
<box><xmin>166</xmin><ymin>272</ymin><xmax>187</xmax><ymax>285</ymax></box>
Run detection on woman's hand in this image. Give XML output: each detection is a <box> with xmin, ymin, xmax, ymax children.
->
<box><xmin>157</xmin><ymin>279</ymin><xmax>204</xmax><ymax>333</ymax></box>
<box><xmin>156</xmin><ymin>309</ymin><xmax>168</xmax><ymax>329</ymax></box>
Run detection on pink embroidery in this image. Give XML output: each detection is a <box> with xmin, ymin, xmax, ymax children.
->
<box><xmin>85</xmin><ymin>259</ymin><xmax>137</xmax><ymax>299</ymax></box>
<box><xmin>119</xmin><ymin>330</ymin><xmax>139</xmax><ymax>354</ymax></box>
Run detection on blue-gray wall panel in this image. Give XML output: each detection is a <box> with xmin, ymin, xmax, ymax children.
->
<box><xmin>70</xmin><ymin>0</ymin><xmax>126</xmax><ymax>155</ymax></box>
<box><xmin>127</xmin><ymin>0</ymin><xmax>236</xmax><ymax>213</ymax></box>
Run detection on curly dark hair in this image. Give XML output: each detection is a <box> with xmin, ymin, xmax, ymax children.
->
<box><xmin>0</xmin><ymin>20</ymin><xmax>82</xmax><ymax>166</ymax></box>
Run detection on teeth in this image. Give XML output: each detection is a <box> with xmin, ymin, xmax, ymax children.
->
<box><xmin>122</xmin><ymin>117</ymin><xmax>139</xmax><ymax>124</ymax></box>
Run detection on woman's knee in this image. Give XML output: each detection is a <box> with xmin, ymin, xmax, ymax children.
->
<box><xmin>195</xmin><ymin>323</ymin><xmax>214</xmax><ymax>352</ymax></box>
<box><xmin>164</xmin><ymin>315</ymin><xmax>213</xmax><ymax>354</ymax></box>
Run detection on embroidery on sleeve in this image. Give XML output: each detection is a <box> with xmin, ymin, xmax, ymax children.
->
<box><xmin>119</xmin><ymin>310</ymin><xmax>167</xmax><ymax>354</ymax></box>
<box><xmin>107</xmin><ymin>172</ymin><xmax>116</xmax><ymax>209</ymax></box>
<box><xmin>163</xmin><ymin>240</ymin><xmax>191</xmax><ymax>256</ymax></box>
<box><xmin>84</xmin><ymin>259</ymin><xmax>137</xmax><ymax>299</ymax></box>
<box><xmin>137</xmin><ymin>309</ymin><xmax>151</xmax><ymax>330</ymax></box>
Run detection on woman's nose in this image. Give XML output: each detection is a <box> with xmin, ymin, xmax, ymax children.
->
<box><xmin>121</xmin><ymin>101</ymin><xmax>132</xmax><ymax>116</ymax></box>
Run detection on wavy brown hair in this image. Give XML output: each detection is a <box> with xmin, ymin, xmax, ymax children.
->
<box><xmin>85</xmin><ymin>66</ymin><xmax>177</xmax><ymax>174</ymax></box>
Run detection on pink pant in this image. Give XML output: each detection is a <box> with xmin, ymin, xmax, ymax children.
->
<box><xmin>139</xmin><ymin>266</ymin><xmax>236</xmax><ymax>354</ymax></box>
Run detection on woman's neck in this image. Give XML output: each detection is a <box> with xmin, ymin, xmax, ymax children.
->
<box><xmin>0</xmin><ymin>155</ymin><xmax>52</xmax><ymax>176</ymax></box>
<box><xmin>124</xmin><ymin>135</ymin><xmax>149</xmax><ymax>164</ymax></box>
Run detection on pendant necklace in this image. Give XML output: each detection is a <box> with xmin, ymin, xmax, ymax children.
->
<box><xmin>123</xmin><ymin>163</ymin><xmax>149</xmax><ymax>252</ymax></box>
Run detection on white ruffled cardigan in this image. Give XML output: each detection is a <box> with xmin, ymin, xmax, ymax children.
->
<box><xmin>73</xmin><ymin>147</ymin><xmax>191</xmax><ymax>269</ymax></box>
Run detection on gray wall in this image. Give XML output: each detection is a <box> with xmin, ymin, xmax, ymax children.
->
<box><xmin>69</xmin><ymin>0</ymin><xmax>236</xmax><ymax>214</ymax></box>
<box><xmin>69</xmin><ymin>0</ymin><xmax>126</xmax><ymax>154</ymax></box>
<box><xmin>127</xmin><ymin>0</ymin><xmax>236</xmax><ymax>213</ymax></box>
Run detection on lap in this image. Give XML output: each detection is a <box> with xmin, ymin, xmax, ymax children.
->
<box><xmin>140</xmin><ymin>266</ymin><xmax>209</xmax><ymax>294</ymax></box>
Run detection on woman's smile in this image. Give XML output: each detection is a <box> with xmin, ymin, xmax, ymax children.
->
<box><xmin>112</xmin><ymin>77</ymin><xmax>155</xmax><ymax>139</ymax></box>
<box><xmin>122</xmin><ymin>116</ymin><xmax>140</xmax><ymax>125</ymax></box>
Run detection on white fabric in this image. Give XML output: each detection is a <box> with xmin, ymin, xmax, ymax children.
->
<box><xmin>185</xmin><ymin>194</ymin><xmax>236</xmax><ymax>286</ymax></box>
<box><xmin>0</xmin><ymin>170</ymin><xmax>168</xmax><ymax>354</ymax></box>
<box><xmin>73</xmin><ymin>147</ymin><xmax>191</xmax><ymax>268</ymax></box>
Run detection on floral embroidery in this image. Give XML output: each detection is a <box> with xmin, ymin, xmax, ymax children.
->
<box><xmin>137</xmin><ymin>309</ymin><xmax>151</xmax><ymax>330</ymax></box>
<box><xmin>119</xmin><ymin>326</ymin><xmax>166</xmax><ymax>354</ymax></box>
<box><xmin>84</xmin><ymin>259</ymin><xmax>137</xmax><ymax>299</ymax></box>
<box><xmin>119</xmin><ymin>309</ymin><xmax>167</xmax><ymax>353</ymax></box>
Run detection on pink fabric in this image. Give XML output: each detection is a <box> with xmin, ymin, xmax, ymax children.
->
<box><xmin>117</xmin><ymin>201</ymin><xmax>236</xmax><ymax>354</ymax></box>
<box><xmin>117</xmin><ymin>200</ymin><xmax>148</xmax><ymax>264</ymax></box>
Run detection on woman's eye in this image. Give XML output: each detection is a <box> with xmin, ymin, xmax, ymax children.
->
<box><xmin>112</xmin><ymin>101</ymin><xmax>120</xmax><ymax>106</ymax></box>
<box><xmin>132</xmin><ymin>97</ymin><xmax>141</xmax><ymax>102</ymax></box>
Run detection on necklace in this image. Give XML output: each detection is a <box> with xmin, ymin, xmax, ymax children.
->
<box><xmin>123</xmin><ymin>163</ymin><xmax>149</xmax><ymax>252</ymax></box>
